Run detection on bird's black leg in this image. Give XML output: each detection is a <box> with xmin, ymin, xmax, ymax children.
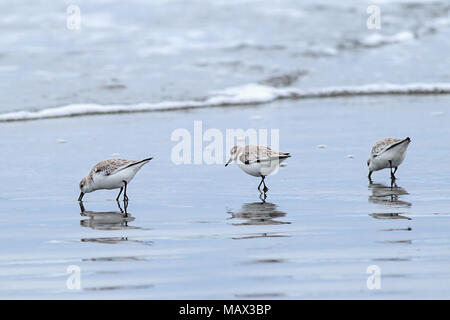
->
<box><xmin>116</xmin><ymin>200</ymin><xmax>124</xmax><ymax>214</ymax></box>
<box><xmin>257</xmin><ymin>177</ymin><xmax>264</xmax><ymax>193</ymax></box>
<box><xmin>123</xmin><ymin>181</ymin><xmax>128</xmax><ymax>201</ymax></box>
<box><xmin>389</xmin><ymin>161</ymin><xmax>396</xmax><ymax>181</ymax></box>
<box><xmin>394</xmin><ymin>167</ymin><xmax>398</xmax><ymax>175</ymax></box>
<box><xmin>123</xmin><ymin>199</ymin><xmax>128</xmax><ymax>217</ymax></box>
<box><xmin>116</xmin><ymin>187</ymin><xmax>123</xmax><ymax>202</ymax></box>
<box><xmin>368</xmin><ymin>171</ymin><xmax>373</xmax><ymax>184</ymax></box>
<box><xmin>262</xmin><ymin>176</ymin><xmax>269</xmax><ymax>193</ymax></box>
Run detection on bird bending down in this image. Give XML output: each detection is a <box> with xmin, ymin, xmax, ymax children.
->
<box><xmin>225</xmin><ymin>145</ymin><xmax>290</xmax><ymax>193</ymax></box>
<box><xmin>367</xmin><ymin>137</ymin><xmax>411</xmax><ymax>183</ymax></box>
<box><xmin>78</xmin><ymin>157</ymin><xmax>153</xmax><ymax>201</ymax></box>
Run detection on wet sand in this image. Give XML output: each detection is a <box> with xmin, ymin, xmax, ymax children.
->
<box><xmin>1</xmin><ymin>94</ymin><xmax>450</xmax><ymax>299</ymax></box>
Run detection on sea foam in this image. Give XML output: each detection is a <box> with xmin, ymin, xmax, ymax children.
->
<box><xmin>1</xmin><ymin>82</ymin><xmax>450</xmax><ymax>122</ymax></box>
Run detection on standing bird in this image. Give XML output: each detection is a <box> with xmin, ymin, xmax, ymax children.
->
<box><xmin>225</xmin><ymin>145</ymin><xmax>290</xmax><ymax>193</ymax></box>
<box><xmin>367</xmin><ymin>137</ymin><xmax>411</xmax><ymax>182</ymax></box>
<box><xmin>78</xmin><ymin>157</ymin><xmax>153</xmax><ymax>201</ymax></box>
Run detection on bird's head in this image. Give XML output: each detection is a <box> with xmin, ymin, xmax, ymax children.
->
<box><xmin>225</xmin><ymin>145</ymin><xmax>240</xmax><ymax>167</ymax></box>
<box><xmin>78</xmin><ymin>177</ymin><xmax>93</xmax><ymax>201</ymax></box>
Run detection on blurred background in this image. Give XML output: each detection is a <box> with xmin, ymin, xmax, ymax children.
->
<box><xmin>1</xmin><ymin>0</ymin><xmax>449</xmax><ymax>118</ymax></box>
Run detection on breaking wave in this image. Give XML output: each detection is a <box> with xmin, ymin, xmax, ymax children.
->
<box><xmin>1</xmin><ymin>82</ymin><xmax>450</xmax><ymax>122</ymax></box>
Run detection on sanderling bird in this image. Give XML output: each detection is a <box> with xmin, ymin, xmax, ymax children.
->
<box><xmin>225</xmin><ymin>145</ymin><xmax>290</xmax><ymax>193</ymax></box>
<box><xmin>78</xmin><ymin>157</ymin><xmax>153</xmax><ymax>201</ymax></box>
<box><xmin>367</xmin><ymin>137</ymin><xmax>411</xmax><ymax>182</ymax></box>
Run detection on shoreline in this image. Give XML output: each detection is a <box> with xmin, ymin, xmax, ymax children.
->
<box><xmin>2</xmin><ymin>82</ymin><xmax>450</xmax><ymax>122</ymax></box>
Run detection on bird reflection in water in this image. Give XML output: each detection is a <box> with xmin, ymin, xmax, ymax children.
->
<box><xmin>79</xmin><ymin>201</ymin><xmax>151</xmax><ymax>245</ymax></box>
<box><xmin>369</xmin><ymin>213</ymin><xmax>411</xmax><ymax>220</ymax></box>
<box><xmin>369</xmin><ymin>182</ymin><xmax>412</xmax><ymax>266</ymax></box>
<box><xmin>369</xmin><ymin>182</ymin><xmax>412</xmax><ymax>221</ymax></box>
<box><xmin>228</xmin><ymin>201</ymin><xmax>290</xmax><ymax>226</ymax></box>
<box><xmin>368</xmin><ymin>182</ymin><xmax>411</xmax><ymax>207</ymax></box>
<box><xmin>79</xmin><ymin>201</ymin><xmax>137</xmax><ymax>230</ymax></box>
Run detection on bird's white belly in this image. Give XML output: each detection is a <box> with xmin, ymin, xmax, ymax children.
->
<box><xmin>372</xmin><ymin>145</ymin><xmax>408</xmax><ymax>171</ymax></box>
<box><xmin>93</xmin><ymin>170</ymin><xmax>137</xmax><ymax>190</ymax></box>
<box><xmin>237</xmin><ymin>160</ymin><xmax>282</xmax><ymax>177</ymax></box>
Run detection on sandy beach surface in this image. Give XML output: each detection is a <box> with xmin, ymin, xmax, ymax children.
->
<box><xmin>1</xmin><ymin>95</ymin><xmax>450</xmax><ymax>299</ymax></box>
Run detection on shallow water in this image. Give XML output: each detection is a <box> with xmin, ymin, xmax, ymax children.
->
<box><xmin>1</xmin><ymin>0</ymin><xmax>450</xmax><ymax>299</ymax></box>
<box><xmin>1</xmin><ymin>95</ymin><xmax>450</xmax><ymax>299</ymax></box>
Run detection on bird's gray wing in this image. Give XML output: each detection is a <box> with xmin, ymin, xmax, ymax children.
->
<box><xmin>371</xmin><ymin>138</ymin><xmax>402</xmax><ymax>156</ymax></box>
<box><xmin>239</xmin><ymin>146</ymin><xmax>290</xmax><ymax>164</ymax></box>
<box><xmin>91</xmin><ymin>159</ymin><xmax>133</xmax><ymax>176</ymax></box>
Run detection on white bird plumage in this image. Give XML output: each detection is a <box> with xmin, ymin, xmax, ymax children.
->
<box><xmin>367</xmin><ymin>137</ymin><xmax>411</xmax><ymax>182</ymax></box>
<box><xmin>225</xmin><ymin>145</ymin><xmax>290</xmax><ymax>193</ymax></box>
<box><xmin>78</xmin><ymin>157</ymin><xmax>153</xmax><ymax>201</ymax></box>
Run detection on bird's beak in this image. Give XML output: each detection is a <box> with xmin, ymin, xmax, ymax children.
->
<box><xmin>78</xmin><ymin>192</ymin><xmax>84</xmax><ymax>201</ymax></box>
<box><xmin>225</xmin><ymin>158</ymin><xmax>232</xmax><ymax>167</ymax></box>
